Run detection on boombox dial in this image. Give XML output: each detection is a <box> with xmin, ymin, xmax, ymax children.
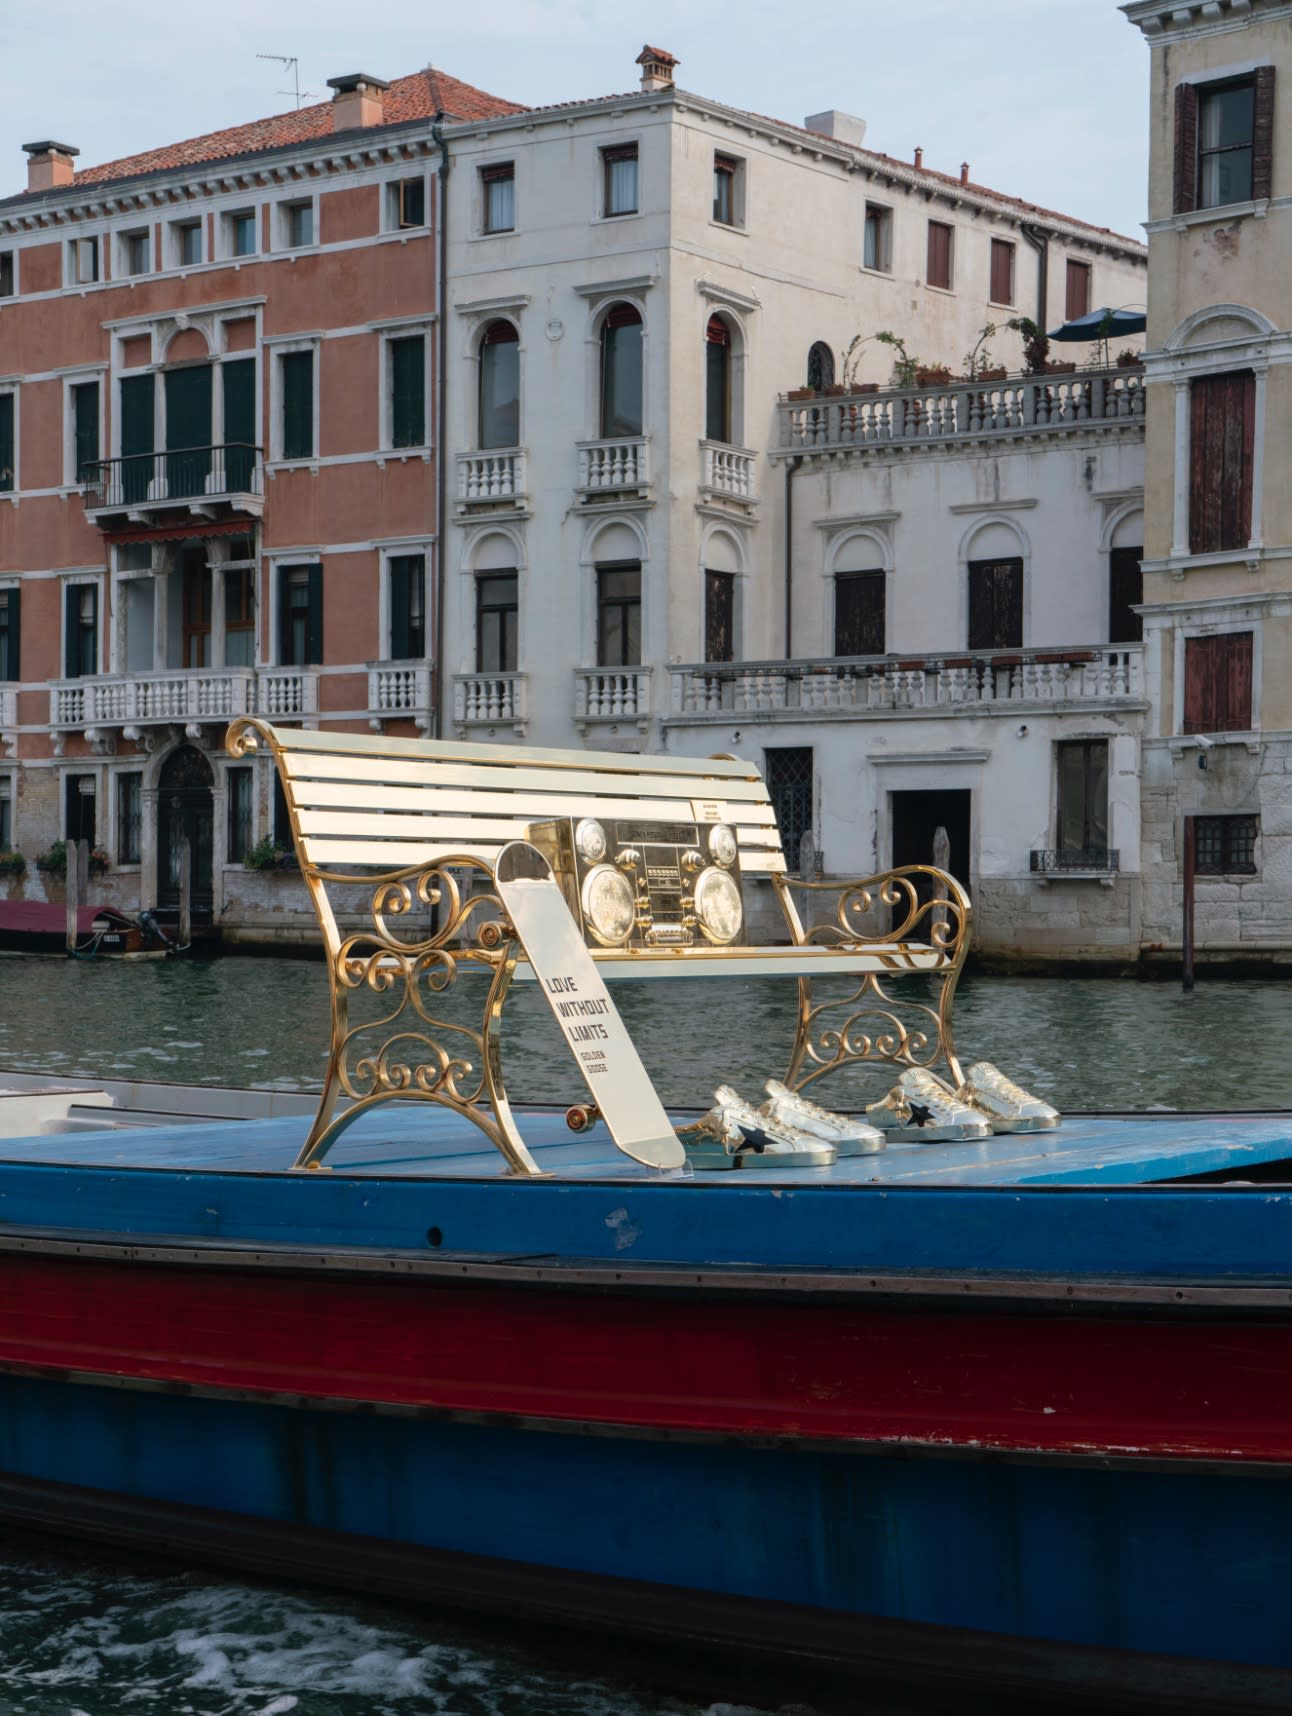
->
<box><xmin>526</xmin><ymin>817</ymin><xmax>744</xmax><ymax>951</ymax></box>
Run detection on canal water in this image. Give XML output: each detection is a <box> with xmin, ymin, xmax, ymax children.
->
<box><xmin>1</xmin><ymin>954</ymin><xmax>1291</xmax><ymax>1713</ymax></box>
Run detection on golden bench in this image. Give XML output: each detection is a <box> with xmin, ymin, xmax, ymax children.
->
<box><xmin>226</xmin><ymin>719</ymin><xmax>971</xmax><ymax>1174</ymax></box>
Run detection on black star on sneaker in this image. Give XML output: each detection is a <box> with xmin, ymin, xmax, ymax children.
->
<box><xmin>906</xmin><ymin>1101</ymin><xmax>935</xmax><ymax>1128</ymax></box>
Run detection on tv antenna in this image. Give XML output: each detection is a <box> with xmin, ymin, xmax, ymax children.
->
<box><xmin>256</xmin><ymin>53</ymin><xmax>318</xmax><ymax>109</ymax></box>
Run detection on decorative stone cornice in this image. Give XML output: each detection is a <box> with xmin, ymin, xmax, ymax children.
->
<box><xmin>1122</xmin><ymin>0</ymin><xmax>1292</xmax><ymax>40</ymax></box>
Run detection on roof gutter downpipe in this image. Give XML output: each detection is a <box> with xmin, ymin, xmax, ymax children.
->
<box><xmin>431</xmin><ymin>111</ymin><xmax>449</xmax><ymax>739</ymax></box>
<box><xmin>1020</xmin><ymin>221</ymin><xmax>1049</xmax><ymax>333</ymax></box>
<box><xmin>785</xmin><ymin>454</ymin><xmax>803</xmax><ymax>661</ymax></box>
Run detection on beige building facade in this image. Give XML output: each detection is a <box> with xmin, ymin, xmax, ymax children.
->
<box><xmin>1125</xmin><ymin>0</ymin><xmax>1292</xmax><ymax>964</ymax></box>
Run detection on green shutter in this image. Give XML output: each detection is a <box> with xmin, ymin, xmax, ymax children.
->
<box><xmin>390</xmin><ymin>337</ymin><xmax>425</xmax><ymax>448</ymax></box>
<box><xmin>64</xmin><ymin>583</ymin><xmax>77</xmax><ymax>678</ymax></box>
<box><xmin>0</xmin><ymin>393</ymin><xmax>13</xmax><ymax>493</ymax></box>
<box><xmin>0</xmin><ymin>585</ymin><xmax>17</xmax><ymax>682</ymax></box>
<box><xmin>73</xmin><ymin>383</ymin><xmax>99</xmax><ymax>481</ymax></box>
<box><xmin>222</xmin><ymin>360</ymin><xmax>256</xmax><ymax>491</ymax></box>
<box><xmin>277</xmin><ymin>573</ymin><xmax>291</xmax><ymax>668</ymax></box>
<box><xmin>306</xmin><ymin>564</ymin><xmax>323</xmax><ymax>665</ymax></box>
<box><xmin>389</xmin><ymin>558</ymin><xmax>411</xmax><ymax>659</ymax></box>
<box><xmin>281</xmin><ymin>352</ymin><xmax>313</xmax><ymax>460</ymax></box>
<box><xmin>165</xmin><ymin>365</ymin><xmax>213</xmax><ymax>498</ymax></box>
<box><xmin>119</xmin><ymin>374</ymin><xmax>155</xmax><ymax>505</ymax></box>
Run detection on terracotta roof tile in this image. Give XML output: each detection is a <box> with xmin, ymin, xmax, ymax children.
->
<box><xmin>45</xmin><ymin>68</ymin><xmax>524</xmax><ymax>195</ymax></box>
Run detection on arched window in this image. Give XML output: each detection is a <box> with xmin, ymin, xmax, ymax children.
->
<box><xmin>807</xmin><ymin>341</ymin><xmax>835</xmax><ymax>392</ymax></box>
<box><xmin>705</xmin><ymin>314</ymin><xmax>732</xmax><ymax>444</ymax></box>
<box><xmin>600</xmin><ymin>304</ymin><xmax>643</xmax><ymax>438</ymax></box>
<box><xmin>478</xmin><ymin>320</ymin><xmax>519</xmax><ymax>449</ymax></box>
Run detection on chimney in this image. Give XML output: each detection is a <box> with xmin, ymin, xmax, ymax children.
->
<box><xmin>636</xmin><ymin>45</ymin><xmax>678</xmax><ymax>92</ymax></box>
<box><xmin>22</xmin><ymin>140</ymin><xmax>78</xmax><ymax>193</ymax></box>
<box><xmin>960</xmin><ymin>161</ymin><xmax>970</xmax><ymax>185</ymax></box>
<box><xmin>913</xmin><ymin>146</ymin><xmax>923</xmax><ymax>169</ymax></box>
<box><xmin>804</xmin><ymin>110</ymin><xmax>867</xmax><ymax>149</ymax></box>
<box><xmin>326</xmin><ymin>73</ymin><xmax>390</xmax><ymax>133</ymax></box>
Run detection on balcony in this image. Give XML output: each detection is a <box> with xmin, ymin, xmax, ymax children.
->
<box><xmin>577</xmin><ymin>438</ymin><xmax>650</xmax><ymax>499</ymax></box>
<box><xmin>368</xmin><ymin>663</ymin><xmax>432</xmax><ymax>733</ymax></box>
<box><xmin>0</xmin><ymin>688</ymin><xmax>15</xmax><ymax>730</ymax></box>
<box><xmin>50</xmin><ymin>669</ymin><xmax>257</xmax><ymax>730</ymax></box>
<box><xmin>700</xmin><ymin>441</ymin><xmax>757</xmax><ymax>505</ymax></box>
<box><xmin>452</xmin><ymin>671</ymin><xmax>527</xmax><ymax>735</ymax></box>
<box><xmin>456</xmin><ymin>449</ymin><xmax>526</xmax><ymax>511</ymax></box>
<box><xmin>778</xmin><ymin>365</ymin><xmax>1145</xmax><ymax>457</ymax></box>
<box><xmin>82</xmin><ymin>445</ymin><xmax>263</xmax><ymax>523</ymax></box>
<box><xmin>669</xmin><ymin>646</ymin><xmax>1144</xmax><ymax>720</ymax></box>
<box><xmin>574</xmin><ymin>667</ymin><xmax>652</xmax><ymax>732</ymax></box>
<box><xmin>257</xmin><ymin>668</ymin><xmax>319</xmax><ymax>720</ymax></box>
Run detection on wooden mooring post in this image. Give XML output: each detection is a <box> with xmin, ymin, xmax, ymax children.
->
<box><xmin>1181</xmin><ymin>815</ymin><xmax>1196</xmax><ymax>992</ymax></box>
<box><xmin>178</xmin><ymin>835</ymin><xmax>192</xmax><ymax>949</ymax></box>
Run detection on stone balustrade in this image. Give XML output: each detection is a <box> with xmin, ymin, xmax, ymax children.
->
<box><xmin>50</xmin><ymin>669</ymin><xmax>259</xmax><ymax>728</ymax></box>
<box><xmin>670</xmin><ymin>646</ymin><xmax>1144</xmax><ymax>718</ymax></box>
<box><xmin>255</xmin><ymin>668</ymin><xmax>319</xmax><ymax>720</ymax></box>
<box><xmin>457</xmin><ymin>448</ymin><xmax>526</xmax><ymax>507</ymax></box>
<box><xmin>452</xmin><ymin>671</ymin><xmax>527</xmax><ymax>729</ymax></box>
<box><xmin>574</xmin><ymin>667</ymin><xmax>652</xmax><ymax>725</ymax></box>
<box><xmin>700</xmin><ymin>440</ymin><xmax>757</xmax><ymax>501</ymax></box>
<box><xmin>368</xmin><ymin>664</ymin><xmax>432</xmax><ymax>731</ymax></box>
<box><xmin>779</xmin><ymin>365</ymin><xmax>1146</xmax><ymax>455</ymax></box>
<box><xmin>577</xmin><ymin>437</ymin><xmax>650</xmax><ymax>494</ymax></box>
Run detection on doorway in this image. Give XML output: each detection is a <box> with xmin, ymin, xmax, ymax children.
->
<box><xmin>890</xmin><ymin>789</ymin><xmax>971</xmax><ymax>922</ymax></box>
<box><xmin>157</xmin><ymin>744</ymin><xmax>214</xmax><ymax>922</ymax></box>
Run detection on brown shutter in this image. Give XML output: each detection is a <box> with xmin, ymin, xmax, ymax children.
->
<box><xmin>1222</xmin><ymin>631</ymin><xmax>1254</xmax><ymax>731</ymax></box>
<box><xmin>1252</xmin><ymin>66</ymin><xmax>1275</xmax><ymax>200</ymax></box>
<box><xmin>1174</xmin><ymin>80</ymin><xmax>1199</xmax><ymax>214</ymax></box>
<box><xmin>1183</xmin><ymin>635</ymin><xmax>1211</xmax><ymax>733</ymax></box>
<box><xmin>1065</xmin><ymin>260</ymin><xmax>1091</xmax><ymax>321</ymax></box>
<box><xmin>990</xmin><ymin>239</ymin><xmax>1013</xmax><ymax>305</ymax></box>
<box><xmin>927</xmin><ymin>222</ymin><xmax>951</xmax><ymax>290</ymax></box>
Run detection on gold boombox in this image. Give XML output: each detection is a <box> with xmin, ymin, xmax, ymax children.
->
<box><xmin>526</xmin><ymin>816</ymin><xmax>745</xmax><ymax>950</ymax></box>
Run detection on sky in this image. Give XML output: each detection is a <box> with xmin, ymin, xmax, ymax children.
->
<box><xmin>0</xmin><ymin>0</ymin><xmax>1150</xmax><ymax>243</ymax></box>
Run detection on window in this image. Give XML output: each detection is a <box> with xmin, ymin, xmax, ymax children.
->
<box><xmin>282</xmin><ymin>200</ymin><xmax>313</xmax><ymax>249</ymax></box>
<box><xmin>989</xmin><ymin>238</ymin><xmax>1015</xmax><ymax>306</ymax></box>
<box><xmin>705</xmin><ymin>570</ymin><xmax>734</xmax><ymax>663</ymax></box>
<box><xmin>1175</xmin><ymin>70</ymin><xmax>1274</xmax><ymax>214</ymax></box>
<box><xmin>806</xmin><ymin>342</ymin><xmax>834</xmax><ymax>391</ymax></box>
<box><xmin>273</xmin><ymin>774</ymin><xmax>292</xmax><ymax>848</ymax></box>
<box><xmin>388</xmin><ymin>177</ymin><xmax>426</xmax><ymax>230</ymax></box>
<box><xmin>0</xmin><ymin>775</ymin><xmax>10</xmax><ymax>851</ymax></box>
<box><xmin>0</xmin><ymin>586</ymin><xmax>18</xmax><ymax>681</ymax></box>
<box><xmin>967</xmin><ymin>557</ymin><xmax>1023</xmax><ymax>651</ymax></box>
<box><xmin>478</xmin><ymin>321</ymin><xmax>519</xmax><ymax>449</ymax></box>
<box><xmin>1190</xmin><ymin>370</ymin><xmax>1255</xmax><ymax>554</ymax></box>
<box><xmin>600</xmin><ymin>305</ymin><xmax>643</xmax><ymax>438</ymax></box>
<box><xmin>119</xmin><ymin>372</ymin><xmax>154</xmax><ymax>504</ymax></box>
<box><xmin>0</xmin><ymin>393</ymin><xmax>13</xmax><ymax>493</ymax></box>
<box><xmin>0</xmin><ymin>252</ymin><xmax>12</xmax><ymax>297</ymax></box>
<box><xmin>65</xmin><ymin>775</ymin><xmax>96</xmax><ymax>850</ymax></box>
<box><xmin>278</xmin><ymin>564</ymin><xmax>322</xmax><ymax>666</ymax></box>
<box><xmin>181</xmin><ymin>547</ymin><xmax>211</xmax><ymax>669</ymax></box>
<box><xmin>1065</xmin><ymin>259</ymin><xmax>1091</xmax><ymax>321</ymax></box>
<box><xmin>389</xmin><ymin>335</ymin><xmax>426</xmax><ymax>448</ymax></box>
<box><xmin>1195</xmin><ymin>814</ymin><xmax>1258</xmax><ymax>875</ymax></box>
<box><xmin>227</xmin><ymin>210</ymin><xmax>257</xmax><ymax>257</ymax></box>
<box><xmin>481</xmin><ymin>165</ymin><xmax>514</xmax><ymax>234</ymax></box>
<box><xmin>926</xmin><ymin>220</ymin><xmax>953</xmax><ymax>290</ymax></box>
<box><xmin>173</xmin><ymin>220</ymin><xmax>202</xmax><ymax>267</ymax></box>
<box><xmin>225</xmin><ymin>567</ymin><xmax>255</xmax><ymax>667</ymax></box>
<box><xmin>596</xmin><ymin>563</ymin><xmax>641</xmax><ymax>667</ymax></box>
<box><xmin>476</xmin><ymin>572</ymin><xmax>518</xmax><ymax>673</ymax></box>
<box><xmin>389</xmin><ymin>554</ymin><xmax>426</xmax><ymax>659</ymax></box>
<box><xmin>765</xmin><ymin>747</ymin><xmax>814</xmax><ymax>872</ymax></box>
<box><xmin>279</xmin><ymin>350</ymin><xmax>314</xmax><ymax>461</ymax></box>
<box><xmin>1184</xmin><ymin>631</ymin><xmax>1253</xmax><ymax>734</ymax></box>
<box><xmin>72</xmin><ymin>381</ymin><xmax>99</xmax><ymax>482</ymax></box>
<box><xmin>834</xmin><ymin>569</ymin><xmax>886</xmax><ymax>657</ymax></box>
<box><xmin>864</xmin><ymin>203</ymin><xmax>892</xmax><ymax>273</ymax></box>
<box><xmin>68</xmin><ymin>237</ymin><xmax>99</xmax><ymax>284</ymax></box>
<box><xmin>713</xmin><ymin>154</ymin><xmax>743</xmax><ymax>226</ymax></box>
<box><xmin>1109</xmin><ymin>546</ymin><xmax>1143</xmax><ymax>644</ymax></box>
<box><xmin>117</xmin><ymin>772</ymin><xmax>142</xmax><ymax>865</ymax></box>
<box><xmin>120</xmin><ymin>230</ymin><xmax>151</xmax><ymax>276</ymax></box>
<box><xmin>602</xmin><ymin>145</ymin><xmax>638</xmax><ymax>217</ymax></box>
<box><xmin>1056</xmin><ymin>741</ymin><xmax>1109</xmax><ymax>865</ymax></box>
<box><xmin>227</xmin><ymin>767</ymin><xmax>253</xmax><ymax>863</ymax></box>
<box><xmin>64</xmin><ymin>582</ymin><xmax>98</xmax><ymax>678</ymax></box>
<box><xmin>705</xmin><ymin>315</ymin><xmax>732</xmax><ymax>444</ymax></box>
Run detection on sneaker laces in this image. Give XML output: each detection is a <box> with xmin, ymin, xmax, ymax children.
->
<box><xmin>969</xmin><ymin>1065</ymin><xmax>1035</xmax><ymax>1105</ymax></box>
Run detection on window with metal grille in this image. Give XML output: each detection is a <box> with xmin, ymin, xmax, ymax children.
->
<box><xmin>967</xmin><ymin>557</ymin><xmax>1023</xmax><ymax>651</ymax></box>
<box><xmin>1195</xmin><ymin>814</ymin><xmax>1258</xmax><ymax>875</ymax></box>
<box><xmin>226</xmin><ymin>767</ymin><xmax>253</xmax><ymax>863</ymax></box>
<box><xmin>117</xmin><ymin>772</ymin><xmax>142</xmax><ymax>865</ymax></box>
<box><xmin>1184</xmin><ymin>631</ymin><xmax>1252</xmax><ymax>733</ymax></box>
<box><xmin>1065</xmin><ymin>259</ymin><xmax>1091</xmax><ymax>321</ymax></box>
<box><xmin>989</xmin><ymin>238</ymin><xmax>1014</xmax><ymax>306</ymax></box>
<box><xmin>1190</xmin><ymin>370</ymin><xmax>1255</xmax><ymax>554</ymax></box>
<box><xmin>476</xmin><ymin>573</ymin><xmax>518</xmax><ymax>673</ymax></box>
<box><xmin>704</xmin><ymin>570</ymin><xmax>734</xmax><ymax>663</ymax></box>
<box><xmin>806</xmin><ymin>342</ymin><xmax>834</xmax><ymax>391</ymax></box>
<box><xmin>927</xmin><ymin>220</ymin><xmax>953</xmax><ymax>290</ymax></box>
<box><xmin>765</xmin><ymin>748</ymin><xmax>814</xmax><ymax>871</ymax></box>
<box><xmin>834</xmin><ymin>569</ymin><xmax>885</xmax><ymax>657</ymax></box>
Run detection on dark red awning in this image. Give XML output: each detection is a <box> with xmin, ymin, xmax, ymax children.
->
<box><xmin>104</xmin><ymin>520</ymin><xmax>256</xmax><ymax>545</ymax></box>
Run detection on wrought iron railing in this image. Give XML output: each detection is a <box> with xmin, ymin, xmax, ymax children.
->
<box><xmin>82</xmin><ymin>444</ymin><xmax>263</xmax><ymax>509</ymax></box>
<box><xmin>1030</xmin><ymin>848</ymin><xmax>1120</xmax><ymax>874</ymax></box>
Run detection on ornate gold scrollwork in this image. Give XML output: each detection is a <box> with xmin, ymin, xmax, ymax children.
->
<box><xmin>778</xmin><ymin>865</ymin><xmax>971</xmax><ymax>1098</ymax></box>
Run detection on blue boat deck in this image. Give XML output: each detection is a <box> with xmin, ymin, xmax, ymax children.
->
<box><xmin>2</xmin><ymin>1103</ymin><xmax>1291</xmax><ymax>1186</ymax></box>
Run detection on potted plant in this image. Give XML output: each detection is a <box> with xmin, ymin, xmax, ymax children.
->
<box><xmin>0</xmin><ymin>851</ymin><xmax>25</xmax><ymax>876</ymax></box>
<box><xmin>786</xmin><ymin>386</ymin><xmax>815</xmax><ymax>402</ymax></box>
<box><xmin>1116</xmin><ymin>348</ymin><xmax>1144</xmax><ymax>369</ymax></box>
<box><xmin>914</xmin><ymin>363</ymin><xmax>952</xmax><ymax>387</ymax></box>
<box><xmin>242</xmin><ymin>834</ymin><xmax>289</xmax><ymax>872</ymax></box>
<box><xmin>874</xmin><ymin>330</ymin><xmax>920</xmax><ymax>390</ymax></box>
<box><xmin>1007</xmin><ymin>316</ymin><xmax>1050</xmax><ymax>377</ymax></box>
<box><xmin>35</xmin><ymin>840</ymin><xmax>67</xmax><ymax>876</ymax></box>
<box><xmin>88</xmin><ymin>847</ymin><xmax>110</xmax><ymax>875</ymax></box>
<box><xmin>962</xmin><ymin>323</ymin><xmax>1000</xmax><ymax>382</ymax></box>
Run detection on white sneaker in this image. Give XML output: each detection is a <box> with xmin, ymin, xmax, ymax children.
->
<box><xmin>865</xmin><ymin>1067</ymin><xmax>993</xmax><ymax>1143</ymax></box>
<box><xmin>687</xmin><ymin>1085</ymin><xmax>837</xmax><ymax>1169</ymax></box>
<box><xmin>957</xmin><ymin>1062</ymin><xmax>1060</xmax><ymax>1133</ymax></box>
<box><xmin>761</xmin><ymin>1080</ymin><xmax>886</xmax><ymax>1155</ymax></box>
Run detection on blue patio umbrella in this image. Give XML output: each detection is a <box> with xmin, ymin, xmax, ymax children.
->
<box><xmin>1048</xmin><ymin>306</ymin><xmax>1147</xmax><ymax>342</ymax></box>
